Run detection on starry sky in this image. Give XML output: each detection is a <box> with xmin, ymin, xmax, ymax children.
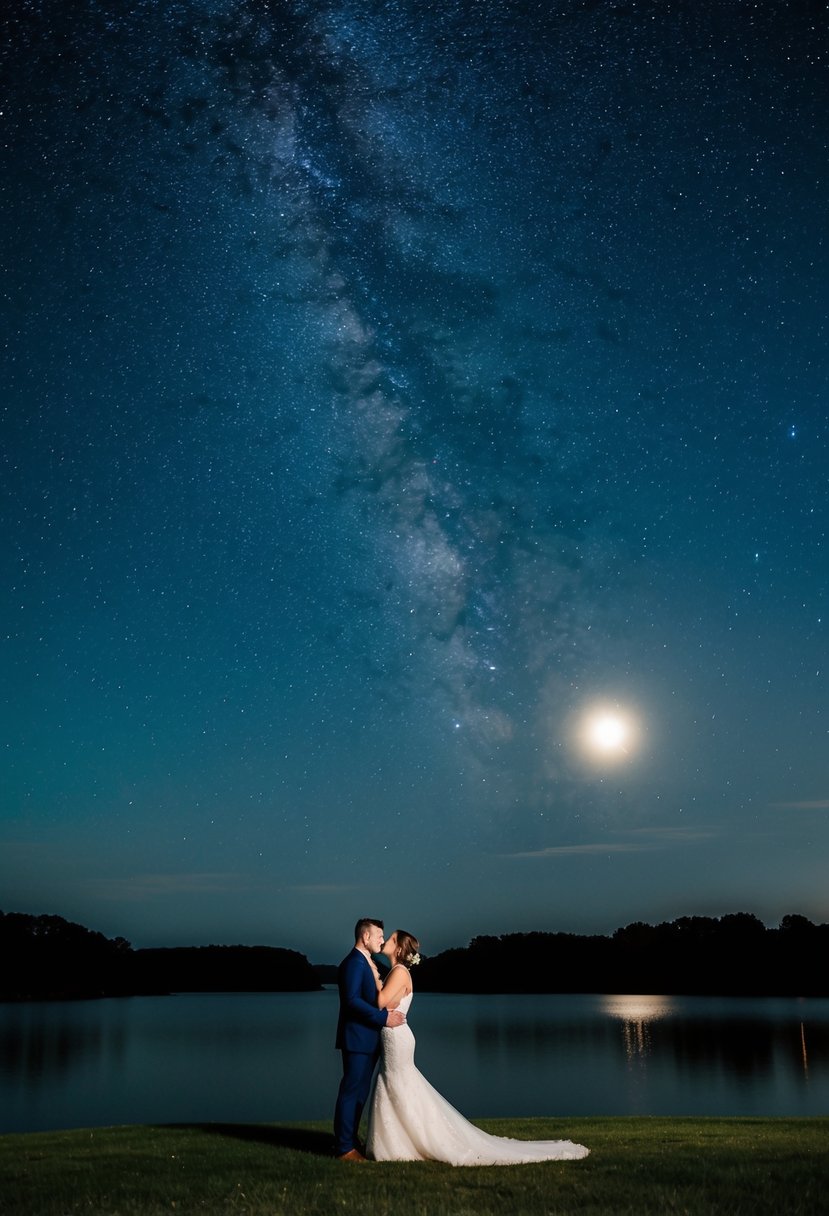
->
<box><xmin>2</xmin><ymin>0</ymin><xmax>827</xmax><ymax>962</ymax></box>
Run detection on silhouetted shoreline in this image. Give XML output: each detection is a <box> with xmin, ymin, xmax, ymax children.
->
<box><xmin>0</xmin><ymin>912</ymin><xmax>321</xmax><ymax>1001</ymax></box>
<box><xmin>2</xmin><ymin>909</ymin><xmax>827</xmax><ymax>1001</ymax></box>
<box><xmin>415</xmin><ymin>914</ymin><xmax>829</xmax><ymax>997</ymax></box>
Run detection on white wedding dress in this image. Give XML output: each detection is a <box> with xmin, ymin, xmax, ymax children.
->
<box><xmin>366</xmin><ymin>991</ymin><xmax>589</xmax><ymax>1165</ymax></box>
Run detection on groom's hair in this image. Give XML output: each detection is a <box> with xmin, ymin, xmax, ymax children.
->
<box><xmin>354</xmin><ymin>918</ymin><xmax>384</xmax><ymax>941</ymax></box>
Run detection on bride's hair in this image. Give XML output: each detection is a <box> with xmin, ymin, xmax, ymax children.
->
<box><xmin>393</xmin><ymin>930</ymin><xmax>420</xmax><ymax>966</ymax></box>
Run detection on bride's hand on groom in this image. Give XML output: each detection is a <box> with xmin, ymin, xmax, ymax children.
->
<box><xmin>386</xmin><ymin>1008</ymin><xmax>406</xmax><ymax>1027</ymax></box>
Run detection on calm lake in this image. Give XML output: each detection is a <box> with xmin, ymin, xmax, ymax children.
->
<box><xmin>2</xmin><ymin>990</ymin><xmax>828</xmax><ymax>1134</ymax></box>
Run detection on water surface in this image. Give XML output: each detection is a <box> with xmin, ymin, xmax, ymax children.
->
<box><xmin>2</xmin><ymin>990</ymin><xmax>827</xmax><ymax>1134</ymax></box>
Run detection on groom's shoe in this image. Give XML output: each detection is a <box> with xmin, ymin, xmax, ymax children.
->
<box><xmin>338</xmin><ymin>1148</ymin><xmax>367</xmax><ymax>1162</ymax></box>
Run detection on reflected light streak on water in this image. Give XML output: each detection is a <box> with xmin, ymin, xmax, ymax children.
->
<box><xmin>600</xmin><ymin>994</ymin><xmax>679</xmax><ymax>1063</ymax></box>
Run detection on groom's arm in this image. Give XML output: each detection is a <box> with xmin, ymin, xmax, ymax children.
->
<box><xmin>340</xmin><ymin>954</ymin><xmax>388</xmax><ymax>1029</ymax></box>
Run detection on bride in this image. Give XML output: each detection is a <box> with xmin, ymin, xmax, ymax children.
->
<box><xmin>366</xmin><ymin>930</ymin><xmax>589</xmax><ymax>1166</ymax></box>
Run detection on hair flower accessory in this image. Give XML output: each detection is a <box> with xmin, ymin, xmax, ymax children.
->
<box><xmin>408</xmin><ymin>951</ymin><xmax>422</xmax><ymax>967</ymax></box>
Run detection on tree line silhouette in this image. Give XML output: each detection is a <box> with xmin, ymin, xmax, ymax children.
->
<box><xmin>3</xmin><ymin>909</ymin><xmax>827</xmax><ymax>1000</ymax></box>
<box><xmin>416</xmin><ymin>913</ymin><xmax>829</xmax><ymax>997</ymax></box>
<box><xmin>0</xmin><ymin>912</ymin><xmax>321</xmax><ymax>1001</ymax></box>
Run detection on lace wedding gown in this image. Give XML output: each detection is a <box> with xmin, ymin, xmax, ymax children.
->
<box><xmin>366</xmin><ymin>992</ymin><xmax>589</xmax><ymax>1165</ymax></box>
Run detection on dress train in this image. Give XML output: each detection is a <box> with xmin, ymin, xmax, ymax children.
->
<box><xmin>366</xmin><ymin>992</ymin><xmax>589</xmax><ymax>1166</ymax></box>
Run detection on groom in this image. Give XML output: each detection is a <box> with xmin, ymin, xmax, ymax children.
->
<box><xmin>334</xmin><ymin>917</ymin><xmax>405</xmax><ymax>1161</ymax></box>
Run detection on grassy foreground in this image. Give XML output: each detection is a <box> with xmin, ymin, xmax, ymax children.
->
<box><xmin>1</xmin><ymin>1118</ymin><xmax>827</xmax><ymax>1216</ymax></box>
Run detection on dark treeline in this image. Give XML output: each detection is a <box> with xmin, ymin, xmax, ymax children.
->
<box><xmin>133</xmin><ymin>946</ymin><xmax>320</xmax><ymax>995</ymax></box>
<box><xmin>0</xmin><ymin>912</ymin><xmax>321</xmax><ymax>1001</ymax></box>
<box><xmin>416</xmin><ymin>913</ymin><xmax>829</xmax><ymax>996</ymax></box>
<box><xmin>5</xmin><ymin>909</ymin><xmax>828</xmax><ymax>1001</ymax></box>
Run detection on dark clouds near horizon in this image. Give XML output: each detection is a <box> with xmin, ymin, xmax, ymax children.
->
<box><xmin>1</xmin><ymin>0</ymin><xmax>827</xmax><ymax>959</ymax></box>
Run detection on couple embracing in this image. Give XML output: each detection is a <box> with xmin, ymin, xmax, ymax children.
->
<box><xmin>334</xmin><ymin>917</ymin><xmax>589</xmax><ymax>1166</ymax></box>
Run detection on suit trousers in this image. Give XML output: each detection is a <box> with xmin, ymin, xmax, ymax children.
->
<box><xmin>334</xmin><ymin>1048</ymin><xmax>379</xmax><ymax>1155</ymax></box>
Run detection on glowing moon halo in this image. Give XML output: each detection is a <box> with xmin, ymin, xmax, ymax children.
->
<box><xmin>578</xmin><ymin>705</ymin><xmax>639</xmax><ymax>762</ymax></box>
<box><xmin>588</xmin><ymin>713</ymin><xmax>629</xmax><ymax>753</ymax></box>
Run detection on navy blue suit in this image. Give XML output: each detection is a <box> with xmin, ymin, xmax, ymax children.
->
<box><xmin>333</xmin><ymin>948</ymin><xmax>388</xmax><ymax>1155</ymax></box>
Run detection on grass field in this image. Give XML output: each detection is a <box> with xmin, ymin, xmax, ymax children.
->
<box><xmin>1</xmin><ymin>1118</ymin><xmax>827</xmax><ymax>1216</ymax></box>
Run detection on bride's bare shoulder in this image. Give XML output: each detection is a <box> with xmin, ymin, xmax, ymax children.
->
<box><xmin>385</xmin><ymin>963</ymin><xmax>412</xmax><ymax>991</ymax></box>
<box><xmin>378</xmin><ymin>962</ymin><xmax>412</xmax><ymax>1007</ymax></box>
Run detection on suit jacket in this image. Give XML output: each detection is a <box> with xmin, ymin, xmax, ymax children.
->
<box><xmin>335</xmin><ymin>947</ymin><xmax>388</xmax><ymax>1052</ymax></box>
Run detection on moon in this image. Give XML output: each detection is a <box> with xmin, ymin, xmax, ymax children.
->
<box><xmin>579</xmin><ymin>705</ymin><xmax>639</xmax><ymax>762</ymax></box>
<box><xmin>588</xmin><ymin>713</ymin><xmax>628</xmax><ymax>751</ymax></box>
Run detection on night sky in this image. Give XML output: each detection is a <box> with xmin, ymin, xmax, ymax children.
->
<box><xmin>2</xmin><ymin>0</ymin><xmax>827</xmax><ymax>962</ymax></box>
